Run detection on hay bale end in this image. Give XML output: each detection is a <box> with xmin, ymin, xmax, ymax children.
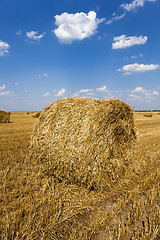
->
<box><xmin>29</xmin><ymin>97</ymin><xmax>136</xmax><ymax>191</ymax></box>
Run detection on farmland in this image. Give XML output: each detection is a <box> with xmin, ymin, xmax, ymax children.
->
<box><xmin>0</xmin><ymin>111</ymin><xmax>160</xmax><ymax>239</ymax></box>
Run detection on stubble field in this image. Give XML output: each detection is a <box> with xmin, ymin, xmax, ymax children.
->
<box><xmin>0</xmin><ymin>111</ymin><xmax>160</xmax><ymax>239</ymax></box>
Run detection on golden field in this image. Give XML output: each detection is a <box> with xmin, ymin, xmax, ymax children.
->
<box><xmin>0</xmin><ymin>111</ymin><xmax>160</xmax><ymax>239</ymax></box>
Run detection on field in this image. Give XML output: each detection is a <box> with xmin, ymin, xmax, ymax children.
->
<box><xmin>0</xmin><ymin>111</ymin><xmax>160</xmax><ymax>239</ymax></box>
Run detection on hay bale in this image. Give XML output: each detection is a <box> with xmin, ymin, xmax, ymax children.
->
<box><xmin>33</xmin><ymin>112</ymin><xmax>41</xmax><ymax>118</ymax></box>
<box><xmin>0</xmin><ymin>110</ymin><xmax>11</xmax><ymax>123</ymax></box>
<box><xmin>29</xmin><ymin>97</ymin><xmax>136</xmax><ymax>191</ymax></box>
<box><xmin>143</xmin><ymin>112</ymin><xmax>152</xmax><ymax>117</ymax></box>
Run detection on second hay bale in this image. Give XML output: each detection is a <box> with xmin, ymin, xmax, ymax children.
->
<box><xmin>143</xmin><ymin>112</ymin><xmax>152</xmax><ymax>117</ymax></box>
<box><xmin>29</xmin><ymin>97</ymin><xmax>136</xmax><ymax>191</ymax></box>
<box><xmin>0</xmin><ymin>110</ymin><xmax>11</xmax><ymax>123</ymax></box>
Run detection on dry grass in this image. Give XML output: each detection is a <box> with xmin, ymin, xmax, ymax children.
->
<box><xmin>0</xmin><ymin>109</ymin><xmax>160</xmax><ymax>239</ymax></box>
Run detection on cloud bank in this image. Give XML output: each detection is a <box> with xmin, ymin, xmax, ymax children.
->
<box><xmin>112</xmin><ymin>35</ymin><xmax>147</xmax><ymax>49</ymax></box>
<box><xmin>54</xmin><ymin>11</ymin><xmax>104</xmax><ymax>44</ymax></box>
<box><xmin>118</xmin><ymin>63</ymin><xmax>160</xmax><ymax>75</ymax></box>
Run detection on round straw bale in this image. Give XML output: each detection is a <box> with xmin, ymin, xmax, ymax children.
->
<box><xmin>0</xmin><ymin>110</ymin><xmax>11</xmax><ymax>123</ymax></box>
<box><xmin>33</xmin><ymin>112</ymin><xmax>41</xmax><ymax>118</ymax></box>
<box><xmin>29</xmin><ymin>97</ymin><xmax>136</xmax><ymax>191</ymax></box>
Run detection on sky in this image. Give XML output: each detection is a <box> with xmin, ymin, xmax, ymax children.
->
<box><xmin>0</xmin><ymin>0</ymin><xmax>160</xmax><ymax>111</ymax></box>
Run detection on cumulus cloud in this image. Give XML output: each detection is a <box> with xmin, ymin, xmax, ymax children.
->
<box><xmin>0</xmin><ymin>84</ymin><xmax>5</xmax><ymax>91</ymax></box>
<box><xmin>54</xmin><ymin>11</ymin><xmax>104</xmax><ymax>44</ymax></box>
<box><xmin>117</xmin><ymin>63</ymin><xmax>160</xmax><ymax>75</ymax></box>
<box><xmin>112</xmin><ymin>35</ymin><xmax>147</xmax><ymax>49</ymax></box>
<box><xmin>121</xmin><ymin>0</ymin><xmax>157</xmax><ymax>12</ymax></box>
<box><xmin>55</xmin><ymin>88</ymin><xmax>66</xmax><ymax>97</ymax></box>
<box><xmin>131</xmin><ymin>87</ymin><xmax>145</xmax><ymax>93</ymax></box>
<box><xmin>43</xmin><ymin>92</ymin><xmax>50</xmax><ymax>97</ymax></box>
<box><xmin>96</xmin><ymin>85</ymin><xmax>107</xmax><ymax>92</ymax></box>
<box><xmin>26</xmin><ymin>31</ymin><xmax>45</xmax><ymax>41</ymax></box>
<box><xmin>106</xmin><ymin>12</ymin><xmax>126</xmax><ymax>25</ymax></box>
<box><xmin>0</xmin><ymin>40</ymin><xmax>10</xmax><ymax>56</ymax></box>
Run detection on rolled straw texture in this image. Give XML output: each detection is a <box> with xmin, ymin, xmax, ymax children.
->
<box><xmin>29</xmin><ymin>97</ymin><xmax>136</xmax><ymax>191</ymax></box>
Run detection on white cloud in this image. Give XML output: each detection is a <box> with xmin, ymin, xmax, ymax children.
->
<box><xmin>128</xmin><ymin>93</ymin><xmax>142</xmax><ymax>100</ymax></box>
<box><xmin>54</xmin><ymin>11</ymin><xmax>104</xmax><ymax>44</ymax></box>
<box><xmin>96</xmin><ymin>85</ymin><xmax>107</xmax><ymax>92</ymax></box>
<box><xmin>117</xmin><ymin>63</ymin><xmax>160</xmax><ymax>75</ymax></box>
<box><xmin>55</xmin><ymin>88</ymin><xmax>66</xmax><ymax>97</ymax></box>
<box><xmin>131</xmin><ymin>87</ymin><xmax>145</xmax><ymax>93</ymax></box>
<box><xmin>121</xmin><ymin>0</ymin><xmax>157</xmax><ymax>12</ymax></box>
<box><xmin>0</xmin><ymin>40</ymin><xmax>10</xmax><ymax>56</ymax></box>
<box><xmin>106</xmin><ymin>12</ymin><xmax>126</xmax><ymax>25</ymax></box>
<box><xmin>26</xmin><ymin>31</ymin><xmax>45</xmax><ymax>41</ymax></box>
<box><xmin>112</xmin><ymin>35</ymin><xmax>147</xmax><ymax>49</ymax></box>
<box><xmin>43</xmin><ymin>92</ymin><xmax>50</xmax><ymax>97</ymax></box>
<box><xmin>0</xmin><ymin>91</ymin><xmax>14</xmax><ymax>96</ymax></box>
<box><xmin>152</xmin><ymin>91</ymin><xmax>159</xmax><ymax>95</ymax></box>
<box><xmin>43</xmin><ymin>73</ymin><xmax>48</xmax><ymax>77</ymax></box>
<box><xmin>74</xmin><ymin>88</ymin><xmax>93</xmax><ymax>97</ymax></box>
<box><xmin>0</xmin><ymin>84</ymin><xmax>5</xmax><ymax>91</ymax></box>
<box><xmin>16</xmin><ymin>30</ymin><xmax>22</xmax><ymax>35</ymax></box>
<box><xmin>38</xmin><ymin>73</ymin><xmax>48</xmax><ymax>77</ymax></box>
<box><xmin>129</xmin><ymin>87</ymin><xmax>159</xmax><ymax>102</ymax></box>
<box><xmin>79</xmin><ymin>88</ymin><xmax>93</xmax><ymax>93</ymax></box>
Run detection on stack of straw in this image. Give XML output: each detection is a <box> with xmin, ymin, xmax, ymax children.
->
<box><xmin>29</xmin><ymin>97</ymin><xmax>136</xmax><ymax>191</ymax></box>
<box><xmin>0</xmin><ymin>110</ymin><xmax>10</xmax><ymax>123</ymax></box>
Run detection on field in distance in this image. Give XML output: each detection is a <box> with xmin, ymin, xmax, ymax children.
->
<box><xmin>0</xmin><ymin>111</ymin><xmax>160</xmax><ymax>239</ymax></box>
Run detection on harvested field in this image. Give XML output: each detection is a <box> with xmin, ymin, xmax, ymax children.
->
<box><xmin>0</xmin><ymin>108</ymin><xmax>160</xmax><ymax>239</ymax></box>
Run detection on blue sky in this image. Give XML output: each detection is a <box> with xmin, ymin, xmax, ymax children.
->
<box><xmin>0</xmin><ymin>0</ymin><xmax>160</xmax><ymax>111</ymax></box>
